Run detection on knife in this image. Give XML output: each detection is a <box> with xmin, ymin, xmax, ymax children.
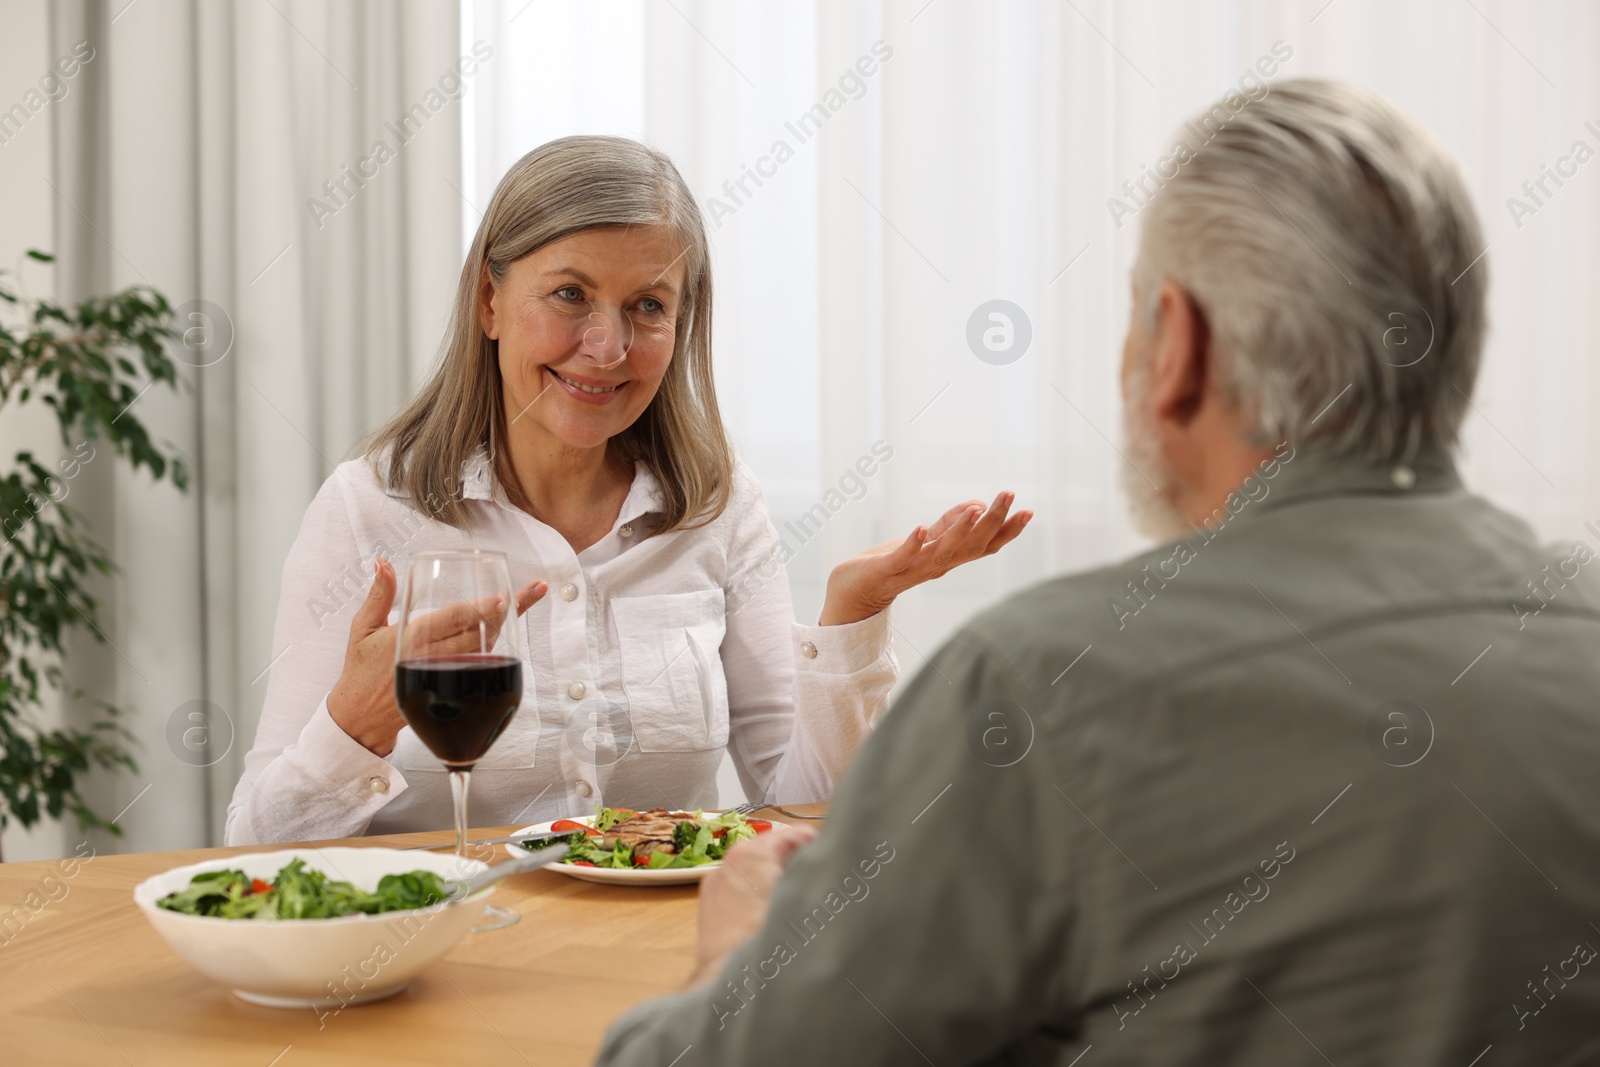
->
<box><xmin>403</xmin><ymin>830</ymin><xmax>579</xmax><ymax>852</ymax></box>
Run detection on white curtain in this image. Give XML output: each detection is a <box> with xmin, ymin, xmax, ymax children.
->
<box><xmin>3</xmin><ymin>0</ymin><xmax>463</xmax><ymax>861</ymax></box>
<box><xmin>469</xmin><ymin>0</ymin><xmax>1600</xmax><ymax>694</ymax></box>
<box><xmin>8</xmin><ymin>0</ymin><xmax>1598</xmax><ymax>858</ymax></box>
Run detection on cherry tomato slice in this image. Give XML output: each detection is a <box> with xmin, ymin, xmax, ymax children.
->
<box><xmin>250</xmin><ymin>878</ymin><xmax>272</xmax><ymax>895</ymax></box>
<box><xmin>748</xmin><ymin>819</ymin><xmax>773</xmax><ymax>834</ymax></box>
<box><xmin>632</xmin><ymin>854</ymin><xmax>653</xmax><ymax>867</ymax></box>
<box><xmin>570</xmin><ymin>860</ymin><xmax>596</xmax><ymax>868</ymax></box>
<box><xmin>712</xmin><ymin>827</ymin><xmax>727</xmax><ymax>838</ymax></box>
<box><xmin>550</xmin><ymin>819</ymin><xmax>601</xmax><ymax>837</ymax></box>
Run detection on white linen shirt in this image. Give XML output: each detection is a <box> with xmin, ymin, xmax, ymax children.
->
<box><xmin>225</xmin><ymin>451</ymin><xmax>898</xmax><ymax>845</ymax></box>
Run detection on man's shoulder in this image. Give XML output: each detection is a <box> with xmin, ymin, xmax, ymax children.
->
<box><xmin>963</xmin><ymin>556</ymin><xmax>1137</xmax><ymax>649</ymax></box>
<box><xmin>950</xmin><ymin>548</ymin><xmax>1187</xmax><ymax>717</ymax></box>
<box><xmin>948</xmin><ymin>486</ymin><xmax>1586</xmax><ymax>720</ymax></box>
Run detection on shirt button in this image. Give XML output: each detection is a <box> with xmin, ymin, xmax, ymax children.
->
<box><xmin>1391</xmin><ymin>465</ymin><xmax>1416</xmax><ymax>490</ymax></box>
<box><xmin>568</xmin><ymin>681</ymin><xmax>587</xmax><ymax>699</ymax></box>
<box><xmin>575</xmin><ymin>780</ymin><xmax>593</xmax><ymax>797</ymax></box>
<box><xmin>620</xmin><ymin>523</ymin><xmax>634</xmax><ymax>537</ymax></box>
<box><xmin>800</xmin><ymin>640</ymin><xmax>818</xmax><ymax>659</ymax></box>
<box><xmin>368</xmin><ymin>776</ymin><xmax>389</xmax><ymax>794</ymax></box>
<box><xmin>559</xmin><ymin>582</ymin><xmax>578</xmax><ymax>602</ymax></box>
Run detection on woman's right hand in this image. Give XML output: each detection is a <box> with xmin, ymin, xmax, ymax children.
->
<box><xmin>327</xmin><ymin>558</ymin><xmax>548</xmax><ymax>757</ymax></box>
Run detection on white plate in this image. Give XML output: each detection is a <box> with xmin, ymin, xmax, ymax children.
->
<box><xmin>507</xmin><ymin>812</ymin><xmax>765</xmax><ymax>886</ymax></box>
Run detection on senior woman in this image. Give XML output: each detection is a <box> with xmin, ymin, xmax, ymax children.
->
<box><xmin>226</xmin><ymin>136</ymin><xmax>1029</xmax><ymax>845</ymax></box>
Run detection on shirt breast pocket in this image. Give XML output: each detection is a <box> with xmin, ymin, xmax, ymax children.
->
<box><xmin>612</xmin><ymin>588</ymin><xmax>730</xmax><ymax>753</ymax></box>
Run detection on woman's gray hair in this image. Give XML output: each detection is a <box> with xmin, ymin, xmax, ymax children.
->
<box><xmin>1133</xmin><ymin>78</ymin><xmax>1488</xmax><ymax>460</ymax></box>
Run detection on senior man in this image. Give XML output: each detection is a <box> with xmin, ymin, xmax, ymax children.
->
<box><xmin>596</xmin><ymin>80</ymin><xmax>1600</xmax><ymax>1065</ymax></box>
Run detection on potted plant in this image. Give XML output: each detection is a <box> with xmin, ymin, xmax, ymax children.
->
<box><xmin>0</xmin><ymin>250</ymin><xmax>189</xmax><ymax>857</ymax></box>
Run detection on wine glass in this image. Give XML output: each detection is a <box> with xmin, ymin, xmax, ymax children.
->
<box><xmin>394</xmin><ymin>549</ymin><xmax>524</xmax><ymax>931</ymax></box>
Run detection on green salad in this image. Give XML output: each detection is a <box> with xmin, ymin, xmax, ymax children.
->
<box><xmin>155</xmin><ymin>858</ymin><xmax>451</xmax><ymax>919</ymax></box>
<box><xmin>525</xmin><ymin>805</ymin><xmax>767</xmax><ymax>870</ymax></box>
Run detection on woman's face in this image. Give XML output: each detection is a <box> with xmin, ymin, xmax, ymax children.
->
<box><xmin>481</xmin><ymin>224</ymin><xmax>687</xmax><ymax>452</ymax></box>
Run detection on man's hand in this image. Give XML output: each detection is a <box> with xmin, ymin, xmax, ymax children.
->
<box><xmin>687</xmin><ymin>824</ymin><xmax>819</xmax><ymax>989</ymax></box>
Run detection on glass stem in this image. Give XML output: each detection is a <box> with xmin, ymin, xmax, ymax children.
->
<box><xmin>449</xmin><ymin>768</ymin><xmax>472</xmax><ymax>860</ymax></box>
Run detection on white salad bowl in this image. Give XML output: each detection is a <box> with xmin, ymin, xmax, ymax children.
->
<box><xmin>133</xmin><ymin>847</ymin><xmax>493</xmax><ymax>1009</ymax></box>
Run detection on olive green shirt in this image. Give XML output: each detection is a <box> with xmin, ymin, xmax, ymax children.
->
<box><xmin>597</xmin><ymin>441</ymin><xmax>1600</xmax><ymax>1066</ymax></box>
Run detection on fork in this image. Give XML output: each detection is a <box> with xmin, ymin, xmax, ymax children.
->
<box><xmin>407</xmin><ymin>803</ymin><xmax>764</xmax><ymax>852</ymax></box>
<box><xmin>729</xmin><ymin>800</ymin><xmax>825</xmax><ymax>820</ymax></box>
<box><xmin>769</xmin><ymin>806</ymin><xmax>826</xmax><ymax>820</ymax></box>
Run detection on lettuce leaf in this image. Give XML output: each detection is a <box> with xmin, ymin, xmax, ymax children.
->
<box><xmin>155</xmin><ymin>858</ymin><xmax>449</xmax><ymax>920</ymax></box>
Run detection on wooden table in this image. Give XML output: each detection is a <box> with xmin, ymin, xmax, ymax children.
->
<box><xmin>0</xmin><ymin>804</ymin><xmax>826</xmax><ymax>1066</ymax></box>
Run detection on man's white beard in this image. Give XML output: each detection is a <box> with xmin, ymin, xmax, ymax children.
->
<box><xmin>1120</xmin><ymin>357</ymin><xmax>1191</xmax><ymax>543</ymax></box>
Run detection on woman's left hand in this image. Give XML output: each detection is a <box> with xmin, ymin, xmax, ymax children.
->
<box><xmin>818</xmin><ymin>491</ymin><xmax>1032</xmax><ymax>626</ymax></box>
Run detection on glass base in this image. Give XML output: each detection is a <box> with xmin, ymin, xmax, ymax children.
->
<box><xmin>473</xmin><ymin>903</ymin><xmax>519</xmax><ymax>932</ymax></box>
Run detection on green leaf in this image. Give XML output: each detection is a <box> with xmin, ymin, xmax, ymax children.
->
<box><xmin>0</xmin><ymin>262</ymin><xmax>187</xmax><ymax>835</ymax></box>
<box><xmin>155</xmin><ymin>861</ymin><xmax>451</xmax><ymax>920</ymax></box>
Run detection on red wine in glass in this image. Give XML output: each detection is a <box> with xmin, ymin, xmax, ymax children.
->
<box><xmin>395</xmin><ymin>654</ymin><xmax>522</xmax><ymax>768</ymax></box>
<box><xmin>393</xmin><ymin>549</ymin><xmax>526</xmax><ymax>931</ymax></box>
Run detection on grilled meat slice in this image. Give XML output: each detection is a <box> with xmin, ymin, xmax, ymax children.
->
<box><xmin>599</xmin><ymin>808</ymin><xmax>688</xmax><ymax>860</ymax></box>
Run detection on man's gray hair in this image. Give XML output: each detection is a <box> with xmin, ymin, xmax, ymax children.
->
<box><xmin>1134</xmin><ymin>78</ymin><xmax>1487</xmax><ymax>460</ymax></box>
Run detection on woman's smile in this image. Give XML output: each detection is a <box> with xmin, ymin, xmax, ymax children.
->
<box><xmin>546</xmin><ymin>365</ymin><xmax>628</xmax><ymax>404</ymax></box>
